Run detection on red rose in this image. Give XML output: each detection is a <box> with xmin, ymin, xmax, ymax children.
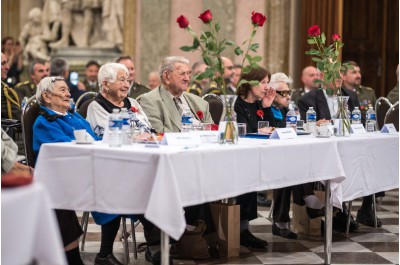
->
<box><xmin>199</xmin><ymin>10</ymin><xmax>212</xmax><ymax>24</ymax></box>
<box><xmin>196</xmin><ymin>110</ymin><xmax>204</xmax><ymax>120</ymax></box>
<box><xmin>256</xmin><ymin>109</ymin><xmax>264</xmax><ymax>118</ymax></box>
<box><xmin>211</xmin><ymin>124</ymin><xmax>219</xmax><ymax>131</ymax></box>
<box><xmin>307</xmin><ymin>25</ymin><xmax>321</xmax><ymax>37</ymax></box>
<box><xmin>177</xmin><ymin>15</ymin><xmax>190</xmax><ymax>29</ymax></box>
<box><xmin>332</xmin><ymin>33</ymin><xmax>341</xmax><ymax>41</ymax></box>
<box><xmin>130</xmin><ymin>106</ymin><xmax>138</xmax><ymax>113</ymax></box>
<box><xmin>251</xmin><ymin>11</ymin><xmax>266</xmax><ymax>27</ymax></box>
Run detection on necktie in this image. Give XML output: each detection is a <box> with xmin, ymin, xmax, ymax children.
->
<box><xmin>173</xmin><ymin>97</ymin><xmax>183</xmax><ymax>115</ymax></box>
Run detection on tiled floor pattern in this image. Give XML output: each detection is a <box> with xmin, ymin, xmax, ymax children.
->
<box><xmin>80</xmin><ymin>190</ymin><xmax>398</xmax><ymax>265</ymax></box>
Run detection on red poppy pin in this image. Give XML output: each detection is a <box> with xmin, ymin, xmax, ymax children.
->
<box><xmin>131</xmin><ymin>106</ymin><xmax>138</xmax><ymax>113</ymax></box>
<box><xmin>196</xmin><ymin>110</ymin><xmax>204</xmax><ymax>120</ymax></box>
<box><xmin>256</xmin><ymin>110</ymin><xmax>264</xmax><ymax>119</ymax></box>
<box><xmin>211</xmin><ymin>124</ymin><xmax>219</xmax><ymax>131</ymax></box>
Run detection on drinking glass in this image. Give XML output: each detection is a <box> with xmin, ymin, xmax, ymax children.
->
<box><xmin>258</xmin><ymin>121</ymin><xmax>269</xmax><ymax>134</ymax></box>
<box><xmin>237</xmin><ymin>123</ymin><xmax>247</xmax><ymax>136</ymax></box>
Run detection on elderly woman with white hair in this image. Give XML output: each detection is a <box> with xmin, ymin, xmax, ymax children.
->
<box><xmin>33</xmin><ymin>76</ymin><xmax>98</xmax><ymax>265</ymax></box>
<box><xmin>86</xmin><ymin>62</ymin><xmax>155</xmax><ymax>265</ymax></box>
<box><xmin>86</xmin><ymin>62</ymin><xmax>153</xmax><ymax>138</ymax></box>
<box><xmin>268</xmin><ymin>72</ymin><xmax>325</xmax><ymax>240</ymax></box>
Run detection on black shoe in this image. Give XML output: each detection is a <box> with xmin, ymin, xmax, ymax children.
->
<box><xmin>332</xmin><ymin>211</ymin><xmax>358</xmax><ymax>232</ymax></box>
<box><xmin>240</xmin><ymin>229</ymin><xmax>268</xmax><ymax>248</ymax></box>
<box><xmin>306</xmin><ymin>207</ymin><xmax>325</xmax><ymax>219</ymax></box>
<box><xmin>356</xmin><ymin>209</ymin><xmax>382</xmax><ymax>227</ymax></box>
<box><xmin>257</xmin><ymin>194</ymin><xmax>272</xmax><ymax>207</ymax></box>
<box><xmin>94</xmin><ymin>254</ymin><xmax>123</xmax><ymax>265</ymax></box>
<box><xmin>145</xmin><ymin>246</ymin><xmax>173</xmax><ymax>265</ymax></box>
<box><xmin>272</xmin><ymin>223</ymin><xmax>297</xmax><ymax>239</ymax></box>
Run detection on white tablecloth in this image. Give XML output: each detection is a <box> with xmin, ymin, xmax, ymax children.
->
<box><xmin>34</xmin><ymin>137</ymin><xmax>346</xmax><ymax>240</ymax></box>
<box><xmin>2</xmin><ymin>182</ymin><xmax>67</xmax><ymax>265</ymax></box>
<box><xmin>334</xmin><ymin>133</ymin><xmax>399</xmax><ymax>201</ymax></box>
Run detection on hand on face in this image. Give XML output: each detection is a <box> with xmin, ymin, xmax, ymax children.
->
<box><xmin>261</xmin><ymin>87</ymin><xmax>276</xmax><ymax>108</ymax></box>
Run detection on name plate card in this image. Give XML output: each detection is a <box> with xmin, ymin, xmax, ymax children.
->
<box><xmin>350</xmin><ymin>124</ymin><xmax>367</xmax><ymax>134</ymax></box>
<box><xmin>161</xmin><ymin>132</ymin><xmax>201</xmax><ymax>146</ymax></box>
<box><xmin>381</xmin><ymin>123</ymin><xmax>397</xmax><ymax>134</ymax></box>
<box><xmin>190</xmin><ymin>131</ymin><xmax>219</xmax><ymax>143</ymax></box>
<box><xmin>270</xmin><ymin>128</ymin><xmax>297</xmax><ymax>139</ymax></box>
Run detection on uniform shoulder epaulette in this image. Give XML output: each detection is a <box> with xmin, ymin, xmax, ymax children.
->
<box><xmin>15</xmin><ymin>81</ymin><xmax>30</xmax><ymax>88</ymax></box>
<box><xmin>360</xmin><ymin>85</ymin><xmax>374</xmax><ymax>91</ymax></box>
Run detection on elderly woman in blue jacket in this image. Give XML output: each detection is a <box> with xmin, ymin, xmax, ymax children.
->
<box><xmin>33</xmin><ymin>76</ymin><xmax>98</xmax><ymax>265</ymax></box>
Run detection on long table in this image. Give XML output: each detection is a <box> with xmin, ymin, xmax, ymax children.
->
<box><xmin>34</xmin><ymin>133</ymin><xmax>399</xmax><ymax>265</ymax></box>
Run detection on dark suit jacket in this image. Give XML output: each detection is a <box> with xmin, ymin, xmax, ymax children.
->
<box><xmin>298</xmin><ymin>88</ymin><xmax>361</xmax><ymax>122</ymax></box>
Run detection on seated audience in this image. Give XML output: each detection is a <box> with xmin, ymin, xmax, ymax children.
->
<box><xmin>387</xmin><ymin>64</ymin><xmax>399</xmax><ymax>104</ymax></box>
<box><xmin>82</xmin><ymin>60</ymin><xmax>100</xmax><ymax>92</ymax></box>
<box><xmin>33</xmin><ymin>76</ymin><xmax>97</xmax><ymax>265</ymax></box>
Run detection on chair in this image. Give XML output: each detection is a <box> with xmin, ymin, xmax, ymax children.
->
<box><xmin>384</xmin><ymin>101</ymin><xmax>399</xmax><ymax>131</ymax></box>
<box><xmin>202</xmin><ymin>93</ymin><xmax>223</xmax><ymax>124</ymax></box>
<box><xmin>75</xmin><ymin>91</ymin><xmax>98</xmax><ymax>112</ymax></box>
<box><xmin>80</xmin><ymin>213</ymin><xmax>140</xmax><ymax>264</ymax></box>
<box><xmin>21</xmin><ymin>96</ymin><xmax>40</xmax><ymax>168</ymax></box>
<box><xmin>375</xmin><ymin>97</ymin><xmax>392</xmax><ymax>130</ymax></box>
<box><xmin>77</xmin><ymin>98</ymin><xmax>95</xmax><ymax>119</ymax></box>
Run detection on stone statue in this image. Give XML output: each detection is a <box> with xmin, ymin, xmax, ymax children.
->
<box><xmin>18</xmin><ymin>8</ymin><xmax>51</xmax><ymax>65</ymax></box>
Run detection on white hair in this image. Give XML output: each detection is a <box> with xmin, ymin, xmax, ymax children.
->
<box><xmin>98</xmin><ymin>63</ymin><xmax>129</xmax><ymax>92</ymax></box>
<box><xmin>36</xmin><ymin>76</ymin><xmax>64</xmax><ymax>105</ymax></box>
<box><xmin>269</xmin><ymin>72</ymin><xmax>292</xmax><ymax>90</ymax></box>
<box><xmin>159</xmin><ymin>56</ymin><xmax>190</xmax><ymax>83</ymax></box>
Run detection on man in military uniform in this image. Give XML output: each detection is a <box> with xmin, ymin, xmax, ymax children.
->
<box><xmin>387</xmin><ymin>64</ymin><xmax>399</xmax><ymax>104</ymax></box>
<box><xmin>291</xmin><ymin>66</ymin><xmax>320</xmax><ymax>105</ymax></box>
<box><xmin>341</xmin><ymin>61</ymin><xmax>377</xmax><ymax>119</ymax></box>
<box><xmin>201</xmin><ymin>57</ymin><xmax>236</xmax><ymax>96</ymax></box>
<box><xmin>115</xmin><ymin>55</ymin><xmax>150</xmax><ymax>99</ymax></box>
<box><xmin>14</xmin><ymin>59</ymin><xmax>49</xmax><ymax>102</ymax></box>
<box><xmin>187</xmin><ymin>62</ymin><xmax>209</xmax><ymax>96</ymax></box>
<box><xmin>82</xmin><ymin>60</ymin><xmax>100</xmax><ymax>92</ymax></box>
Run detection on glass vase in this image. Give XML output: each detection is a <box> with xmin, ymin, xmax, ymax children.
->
<box><xmin>333</xmin><ymin>96</ymin><xmax>351</xmax><ymax>137</ymax></box>
<box><xmin>218</xmin><ymin>95</ymin><xmax>238</xmax><ymax>144</ymax></box>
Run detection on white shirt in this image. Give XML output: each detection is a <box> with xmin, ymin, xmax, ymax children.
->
<box><xmin>323</xmin><ymin>90</ymin><xmax>338</xmax><ymax>119</ymax></box>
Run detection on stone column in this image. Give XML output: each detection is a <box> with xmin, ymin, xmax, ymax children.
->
<box><xmin>123</xmin><ymin>0</ymin><xmax>136</xmax><ymax>60</ymax></box>
<box><xmin>264</xmin><ymin>0</ymin><xmax>291</xmax><ymax>76</ymax></box>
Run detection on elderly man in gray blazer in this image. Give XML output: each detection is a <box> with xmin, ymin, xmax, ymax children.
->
<box><xmin>140</xmin><ymin>56</ymin><xmax>214</xmax><ymax>133</ymax></box>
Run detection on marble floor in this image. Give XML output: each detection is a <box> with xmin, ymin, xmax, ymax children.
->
<box><xmin>80</xmin><ymin>190</ymin><xmax>398</xmax><ymax>265</ymax></box>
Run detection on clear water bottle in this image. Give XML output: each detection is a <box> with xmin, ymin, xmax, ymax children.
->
<box><xmin>306</xmin><ymin>107</ymin><xmax>317</xmax><ymax>133</ymax></box>
<box><xmin>346</xmin><ymin>107</ymin><xmax>351</xmax><ymax>120</ymax></box>
<box><xmin>21</xmin><ymin>96</ymin><xmax>28</xmax><ymax>109</ymax></box>
<box><xmin>109</xmin><ymin>108</ymin><xmax>123</xmax><ymax>147</ymax></box>
<box><xmin>351</xmin><ymin>107</ymin><xmax>361</xmax><ymax>124</ymax></box>
<box><xmin>181</xmin><ymin>108</ymin><xmax>193</xmax><ymax>132</ymax></box>
<box><xmin>366</xmin><ymin>105</ymin><xmax>376</xmax><ymax>132</ymax></box>
<box><xmin>290</xmin><ymin>101</ymin><xmax>300</xmax><ymax>121</ymax></box>
<box><xmin>69</xmin><ymin>98</ymin><xmax>76</xmax><ymax>112</ymax></box>
<box><xmin>286</xmin><ymin>104</ymin><xmax>297</xmax><ymax>132</ymax></box>
<box><xmin>120</xmin><ymin>108</ymin><xmax>131</xmax><ymax>145</ymax></box>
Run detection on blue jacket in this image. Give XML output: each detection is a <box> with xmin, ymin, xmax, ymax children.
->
<box><xmin>33</xmin><ymin>106</ymin><xmax>136</xmax><ymax>225</ymax></box>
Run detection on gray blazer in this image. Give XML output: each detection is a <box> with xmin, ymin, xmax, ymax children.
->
<box><xmin>140</xmin><ymin>86</ymin><xmax>214</xmax><ymax>133</ymax></box>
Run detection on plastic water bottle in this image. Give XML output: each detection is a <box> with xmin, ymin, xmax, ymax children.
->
<box><xmin>109</xmin><ymin>108</ymin><xmax>123</xmax><ymax>147</ymax></box>
<box><xmin>181</xmin><ymin>109</ymin><xmax>193</xmax><ymax>132</ymax></box>
<box><xmin>351</xmin><ymin>107</ymin><xmax>361</xmax><ymax>124</ymax></box>
<box><xmin>290</xmin><ymin>100</ymin><xmax>300</xmax><ymax>121</ymax></box>
<box><xmin>286</xmin><ymin>104</ymin><xmax>297</xmax><ymax>132</ymax></box>
<box><xmin>120</xmin><ymin>108</ymin><xmax>131</xmax><ymax>145</ymax></box>
<box><xmin>366</xmin><ymin>105</ymin><xmax>376</xmax><ymax>132</ymax></box>
<box><xmin>69</xmin><ymin>98</ymin><xmax>76</xmax><ymax>112</ymax></box>
<box><xmin>306</xmin><ymin>107</ymin><xmax>317</xmax><ymax>133</ymax></box>
<box><xmin>21</xmin><ymin>96</ymin><xmax>28</xmax><ymax>109</ymax></box>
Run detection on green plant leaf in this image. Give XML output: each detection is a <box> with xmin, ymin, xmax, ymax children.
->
<box><xmin>252</xmin><ymin>55</ymin><xmax>262</xmax><ymax>62</ymax></box>
<box><xmin>180</xmin><ymin>45</ymin><xmax>194</xmax><ymax>52</ymax></box>
<box><xmin>250</xmin><ymin>43</ymin><xmax>260</xmax><ymax>50</ymax></box>
<box><xmin>250</xmin><ymin>62</ymin><xmax>259</xmax><ymax>69</ymax></box>
<box><xmin>339</xmin><ymin>43</ymin><xmax>344</xmax><ymax>48</ymax></box>
<box><xmin>218</xmin><ymin>46</ymin><xmax>226</xmax><ymax>53</ymax></box>
<box><xmin>317</xmin><ymin>61</ymin><xmax>324</xmax><ymax>71</ymax></box>
<box><xmin>312</xmin><ymin>57</ymin><xmax>322</xmax><ymax>62</ymax></box>
<box><xmin>225</xmin><ymin>40</ymin><xmax>235</xmax><ymax>46</ymax></box>
<box><xmin>206</xmin><ymin>41</ymin><xmax>217</xmax><ymax>51</ymax></box>
<box><xmin>307</xmin><ymin>38</ymin><xmax>316</xmax><ymax>44</ymax></box>
<box><xmin>242</xmin><ymin>65</ymin><xmax>252</xmax><ymax>74</ymax></box>
<box><xmin>215</xmin><ymin>22</ymin><xmax>220</xmax><ymax>32</ymax></box>
<box><xmin>204</xmin><ymin>31</ymin><xmax>212</xmax><ymax>38</ymax></box>
<box><xmin>193</xmin><ymin>38</ymin><xmax>200</xmax><ymax>49</ymax></box>
<box><xmin>249</xmin><ymin>80</ymin><xmax>260</xmax><ymax>86</ymax></box>
<box><xmin>245</xmin><ymin>54</ymin><xmax>252</xmax><ymax>62</ymax></box>
<box><xmin>234</xmin><ymin>47</ymin><xmax>243</xmax><ymax>55</ymax></box>
<box><xmin>321</xmin><ymin>32</ymin><xmax>326</xmax><ymax>44</ymax></box>
<box><xmin>203</xmin><ymin>56</ymin><xmax>212</xmax><ymax>66</ymax></box>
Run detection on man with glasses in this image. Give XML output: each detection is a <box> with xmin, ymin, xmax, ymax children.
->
<box><xmin>140</xmin><ymin>56</ymin><xmax>214</xmax><ymax>133</ymax></box>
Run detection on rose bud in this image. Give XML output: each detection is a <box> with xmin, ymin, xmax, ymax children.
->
<box><xmin>332</xmin><ymin>33</ymin><xmax>341</xmax><ymax>41</ymax></box>
<box><xmin>177</xmin><ymin>15</ymin><xmax>190</xmax><ymax>28</ymax></box>
<box><xmin>199</xmin><ymin>10</ymin><xmax>212</xmax><ymax>24</ymax></box>
<box><xmin>307</xmin><ymin>25</ymin><xmax>321</xmax><ymax>37</ymax></box>
<box><xmin>251</xmin><ymin>11</ymin><xmax>266</xmax><ymax>27</ymax></box>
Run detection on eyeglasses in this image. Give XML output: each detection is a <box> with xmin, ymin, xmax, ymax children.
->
<box><xmin>51</xmin><ymin>77</ymin><xmax>64</xmax><ymax>82</ymax></box>
<box><xmin>225</xmin><ymin>66</ymin><xmax>234</xmax><ymax>70</ymax></box>
<box><xmin>275</xmin><ymin>90</ymin><xmax>292</xmax><ymax>97</ymax></box>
